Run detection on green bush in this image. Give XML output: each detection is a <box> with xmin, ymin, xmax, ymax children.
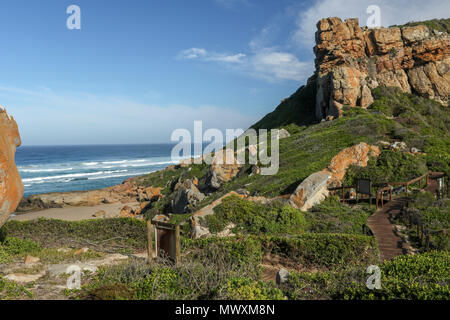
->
<box><xmin>220</xmin><ymin>277</ymin><xmax>285</xmax><ymax>300</ymax></box>
<box><xmin>0</xmin><ymin>237</ymin><xmax>40</xmax><ymax>263</ymax></box>
<box><xmin>337</xmin><ymin>251</ymin><xmax>450</xmax><ymax>300</ymax></box>
<box><xmin>206</xmin><ymin>195</ymin><xmax>307</xmax><ymax>235</ymax></box>
<box><xmin>260</xmin><ymin>233</ymin><xmax>379</xmax><ymax>270</ymax></box>
<box><xmin>344</xmin><ymin>151</ymin><xmax>428</xmax><ymax>186</ymax></box>
<box><xmin>306</xmin><ymin>196</ymin><xmax>373</xmax><ymax>234</ymax></box>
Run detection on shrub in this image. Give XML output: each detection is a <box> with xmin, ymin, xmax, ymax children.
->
<box><xmin>260</xmin><ymin>233</ymin><xmax>379</xmax><ymax>270</ymax></box>
<box><xmin>219</xmin><ymin>277</ymin><xmax>285</xmax><ymax>300</ymax></box>
<box><xmin>306</xmin><ymin>196</ymin><xmax>374</xmax><ymax>234</ymax></box>
<box><xmin>0</xmin><ymin>237</ymin><xmax>40</xmax><ymax>263</ymax></box>
<box><xmin>336</xmin><ymin>251</ymin><xmax>450</xmax><ymax>300</ymax></box>
<box><xmin>344</xmin><ymin>151</ymin><xmax>428</xmax><ymax>187</ymax></box>
<box><xmin>206</xmin><ymin>195</ymin><xmax>307</xmax><ymax>235</ymax></box>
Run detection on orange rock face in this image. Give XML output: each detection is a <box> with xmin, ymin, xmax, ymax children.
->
<box><xmin>0</xmin><ymin>108</ymin><xmax>24</xmax><ymax>227</ymax></box>
<box><xmin>314</xmin><ymin>17</ymin><xmax>449</xmax><ymax>119</ymax></box>
<box><xmin>325</xmin><ymin>142</ymin><xmax>380</xmax><ymax>186</ymax></box>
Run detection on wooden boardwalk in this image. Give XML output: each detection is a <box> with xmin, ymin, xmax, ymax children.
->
<box><xmin>367</xmin><ymin>172</ymin><xmax>444</xmax><ymax>261</ymax></box>
<box><xmin>367</xmin><ymin>198</ymin><xmax>406</xmax><ymax>261</ymax></box>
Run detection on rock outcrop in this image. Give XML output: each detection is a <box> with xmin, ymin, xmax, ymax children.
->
<box><xmin>205</xmin><ymin>149</ymin><xmax>242</xmax><ymax>190</ymax></box>
<box><xmin>0</xmin><ymin>108</ymin><xmax>23</xmax><ymax>228</ymax></box>
<box><xmin>17</xmin><ymin>178</ymin><xmax>161</xmax><ymax>212</ymax></box>
<box><xmin>325</xmin><ymin>142</ymin><xmax>380</xmax><ymax>186</ymax></box>
<box><xmin>289</xmin><ymin>142</ymin><xmax>380</xmax><ymax>211</ymax></box>
<box><xmin>314</xmin><ymin>17</ymin><xmax>449</xmax><ymax>119</ymax></box>
<box><xmin>171</xmin><ymin>179</ymin><xmax>205</xmax><ymax>214</ymax></box>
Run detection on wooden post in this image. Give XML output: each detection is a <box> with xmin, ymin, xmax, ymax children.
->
<box><xmin>406</xmin><ymin>183</ymin><xmax>408</xmax><ymax>197</ymax></box>
<box><xmin>147</xmin><ymin>220</ymin><xmax>153</xmax><ymax>265</ymax></box>
<box><xmin>175</xmin><ymin>225</ymin><xmax>181</xmax><ymax>265</ymax></box>
<box><xmin>342</xmin><ymin>188</ymin><xmax>345</xmax><ymax>204</ymax></box>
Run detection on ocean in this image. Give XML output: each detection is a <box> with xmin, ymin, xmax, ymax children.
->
<box><xmin>15</xmin><ymin>144</ymin><xmax>191</xmax><ymax>197</ymax></box>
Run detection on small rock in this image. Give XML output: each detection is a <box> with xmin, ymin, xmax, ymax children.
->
<box><xmin>376</xmin><ymin>140</ymin><xmax>391</xmax><ymax>149</ymax></box>
<box><xmin>93</xmin><ymin>210</ymin><xmax>106</xmax><ymax>218</ymax></box>
<box><xmin>276</xmin><ymin>268</ymin><xmax>290</xmax><ymax>285</ymax></box>
<box><xmin>217</xmin><ymin>223</ymin><xmax>236</xmax><ymax>238</ymax></box>
<box><xmin>5</xmin><ymin>272</ymin><xmax>45</xmax><ymax>284</ymax></box>
<box><xmin>24</xmin><ymin>255</ymin><xmax>40</xmax><ymax>265</ymax></box>
<box><xmin>74</xmin><ymin>248</ymin><xmax>89</xmax><ymax>255</ymax></box>
<box><xmin>410</xmin><ymin>147</ymin><xmax>421</xmax><ymax>153</ymax></box>
<box><xmin>120</xmin><ymin>205</ymin><xmax>135</xmax><ymax>217</ymax></box>
<box><xmin>390</xmin><ymin>141</ymin><xmax>408</xmax><ymax>152</ymax></box>
<box><xmin>277</xmin><ymin>129</ymin><xmax>291</xmax><ymax>139</ymax></box>
<box><xmin>191</xmin><ymin>225</ymin><xmax>211</xmax><ymax>239</ymax></box>
<box><xmin>152</xmin><ymin>214</ymin><xmax>170</xmax><ymax>223</ymax></box>
<box><xmin>249</xmin><ymin>165</ymin><xmax>260</xmax><ymax>176</ymax></box>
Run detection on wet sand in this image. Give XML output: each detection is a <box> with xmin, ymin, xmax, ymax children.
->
<box><xmin>10</xmin><ymin>202</ymin><xmax>139</xmax><ymax>222</ymax></box>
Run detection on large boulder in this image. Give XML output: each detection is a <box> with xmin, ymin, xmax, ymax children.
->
<box><xmin>325</xmin><ymin>142</ymin><xmax>380</xmax><ymax>186</ymax></box>
<box><xmin>171</xmin><ymin>179</ymin><xmax>205</xmax><ymax>214</ymax></box>
<box><xmin>0</xmin><ymin>108</ymin><xmax>24</xmax><ymax>228</ymax></box>
<box><xmin>205</xmin><ymin>149</ymin><xmax>242</xmax><ymax>190</ymax></box>
<box><xmin>289</xmin><ymin>172</ymin><xmax>332</xmax><ymax>211</ymax></box>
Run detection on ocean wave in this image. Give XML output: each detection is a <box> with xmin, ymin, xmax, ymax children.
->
<box><xmin>83</xmin><ymin>162</ymin><xmax>99</xmax><ymax>166</ymax></box>
<box><xmin>22</xmin><ymin>170</ymin><xmax>128</xmax><ymax>183</ymax></box>
<box><xmin>20</xmin><ymin>167</ymin><xmax>74</xmax><ymax>173</ymax></box>
<box><xmin>88</xmin><ymin>171</ymin><xmax>155</xmax><ymax>180</ymax></box>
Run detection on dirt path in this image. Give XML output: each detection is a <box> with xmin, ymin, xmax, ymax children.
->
<box><xmin>367</xmin><ymin>198</ymin><xmax>406</xmax><ymax>261</ymax></box>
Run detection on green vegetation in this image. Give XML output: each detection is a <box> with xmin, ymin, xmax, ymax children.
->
<box><xmin>205</xmin><ymin>195</ymin><xmax>307</xmax><ymax>235</ymax></box>
<box><xmin>252</xmin><ymin>80</ymin><xmax>317</xmax><ymax>130</ymax></box>
<box><xmin>261</xmin><ymin>234</ymin><xmax>379</xmax><ymax>270</ymax></box>
<box><xmin>220</xmin><ymin>277</ymin><xmax>285</xmax><ymax>300</ymax></box>
<box><xmin>3</xmin><ymin>218</ymin><xmax>147</xmax><ymax>254</ymax></box>
<box><xmin>281</xmin><ymin>251</ymin><xmax>449</xmax><ymax>300</ymax></box>
<box><xmin>395</xmin><ymin>18</ymin><xmax>450</xmax><ymax>33</ymax></box>
<box><xmin>370</xmin><ymin>86</ymin><xmax>450</xmax><ymax>176</ymax></box>
<box><xmin>306</xmin><ymin>196</ymin><xmax>374</xmax><ymax>234</ymax></box>
<box><xmin>395</xmin><ymin>192</ymin><xmax>449</xmax><ymax>251</ymax></box>
<box><xmin>0</xmin><ymin>237</ymin><xmax>40</xmax><ymax>264</ymax></box>
<box><xmin>344</xmin><ymin>151</ymin><xmax>428</xmax><ymax>186</ymax></box>
<box><xmin>0</xmin><ymin>277</ymin><xmax>33</xmax><ymax>300</ymax></box>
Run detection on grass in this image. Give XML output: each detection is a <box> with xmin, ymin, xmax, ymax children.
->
<box><xmin>204</xmin><ymin>195</ymin><xmax>307</xmax><ymax>235</ymax></box>
<box><xmin>280</xmin><ymin>251</ymin><xmax>450</xmax><ymax>300</ymax></box>
<box><xmin>305</xmin><ymin>196</ymin><xmax>375</xmax><ymax>235</ymax></box>
<box><xmin>2</xmin><ymin>218</ymin><xmax>148</xmax><ymax>254</ymax></box>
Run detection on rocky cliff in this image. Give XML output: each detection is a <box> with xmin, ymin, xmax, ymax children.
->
<box><xmin>314</xmin><ymin>17</ymin><xmax>449</xmax><ymax>119</ymax></box>
<box><xmin>0</xmin><ymin>107</ymin><xmax>24</xmax><ymax>227</ymax></box>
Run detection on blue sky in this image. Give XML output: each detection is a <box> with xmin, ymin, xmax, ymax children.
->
<box><xmin>0</xmin><ymin>0</ymin><xmax>447</xmax><ymax>145</ymax></box>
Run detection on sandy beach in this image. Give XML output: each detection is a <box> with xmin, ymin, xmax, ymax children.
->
<box><xmin>10</xmin><ymin>202</ymin><xmax>140</xmax><ymax>222</ymax></box>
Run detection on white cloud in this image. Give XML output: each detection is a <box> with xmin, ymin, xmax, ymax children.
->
<box><xmin>0</xmin><ymin>85</ymin><xmax>258</xmax><ymax>145</ymax></box>
<box><xmin>294</xmin><ymin>0</ymin><xmax>450</xmax><ymax>47</ymax></box>
<box><xmin>178</xmin><ymin>48</ymin><xmax>246</xmax><ymax>63</ymax></box>
<box><xmin>178</xmin><ymin>47</ymin><xmax>312</xmax><ymax>82</ymax></box>
<box><xmin>250</xmin><ymin>50</ymin><xmax>312</xmax><ymax>82</ymax></box>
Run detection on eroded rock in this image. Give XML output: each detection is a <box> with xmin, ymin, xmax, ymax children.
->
<box><xmin>0</xmin><ymin>107</ymin><xmax>23</xmax><ymax>228</ymax></box>
<box><xmin>314</xmin><ymin>17</ymin><xmax>449</xmax><ymax>120</ymax></box>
